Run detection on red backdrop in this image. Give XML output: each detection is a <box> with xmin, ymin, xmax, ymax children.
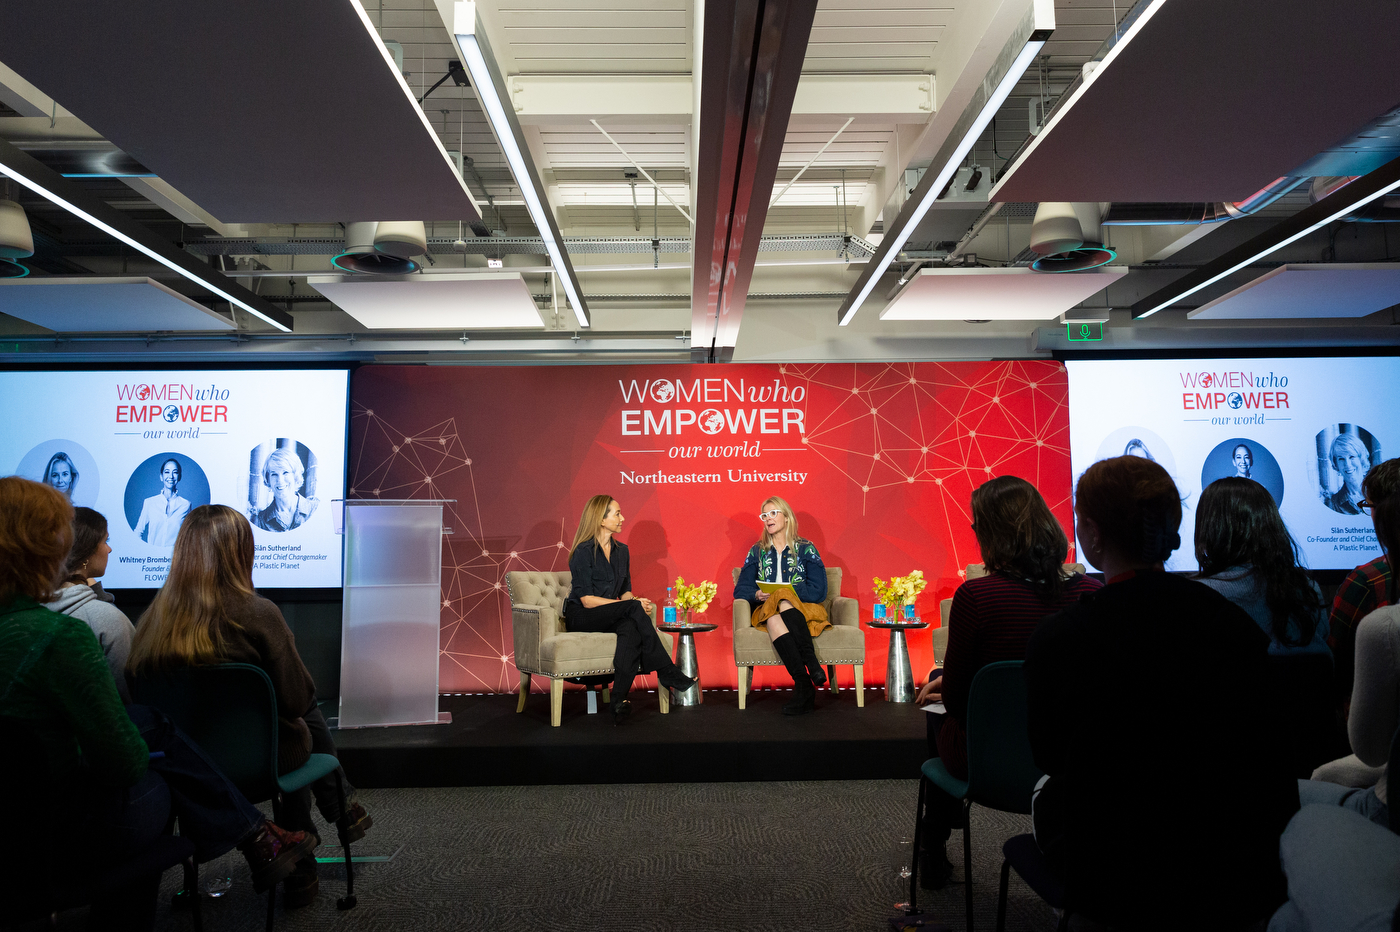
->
<box><xmin>348</xmin><ymin>361</ymin><xmax>1073</xmax><ymax>694</ymax></box>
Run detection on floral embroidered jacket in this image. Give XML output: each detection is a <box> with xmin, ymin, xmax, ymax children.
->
<box><xmin>734</xmin><ymin>538</ymin><xmax>828</xmax><ymax>608</ymax></box>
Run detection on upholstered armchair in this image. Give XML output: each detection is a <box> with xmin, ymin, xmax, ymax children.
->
<box><xmin>505</xmin><ymin>570</ymin><xmax>672</xmax><ymax>726</ymax></box>
<box><xmin>731</xmin><ymin>566</ymin><xmax>864</xmax><ymax>709</ymax></box>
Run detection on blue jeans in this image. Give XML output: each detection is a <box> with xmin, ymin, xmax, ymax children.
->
<box><xmin>126</xmin><ymin>703</ymin><xmax>265</xmax><ymax>862</ymax></box>
<box><xmin>1297</xmin><ymin>778</ymin><xmax>1389</xmax><ymax>827</ymax></box>
<box><xmin>1268</xmin><ymin>805</ymin><xmax>1400</xmax><ymax>932</ymax></box>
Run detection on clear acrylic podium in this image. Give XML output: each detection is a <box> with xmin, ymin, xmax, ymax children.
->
<box><xmin>337</xmin><ymin>500</ymin><xmax>452</xmax><ymax>728</ymax></box>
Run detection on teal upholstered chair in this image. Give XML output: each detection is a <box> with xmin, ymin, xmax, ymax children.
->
<box><xmin>909</xmin><ymin>660</ymin><xmax>1042</xmax><ymax>931</ymax></box>
<box><xmin>132</xmin><ymin>663</ymin><xmax>358</xmax><ymax>930</ymax></box>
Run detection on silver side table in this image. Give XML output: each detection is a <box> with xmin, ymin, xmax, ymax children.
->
<box><xmin>868</xmin><ymin>619</ymin><xmax>928</xmax><ymax>703</ymax></box>
<box><xmin>659</xmin><ymin>621</ymin><xmax>717</xmax><ymax>706</ymax></box>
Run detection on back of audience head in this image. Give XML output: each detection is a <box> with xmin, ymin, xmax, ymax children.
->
<box><xmin>1195</xmin><ymin>477</ymin><xmax>1321</xmax><ymax>647</ymax></box>
<box><xmin>1075</xmin><ymin>455</ymin><xmax>1182</xmax><ymax>569</ymax></box>
<box><xmin>0</xmin><ymin>476</ymin><xmax>74</xmax><ymax>605</ymax></box>
<box><xmin>61</xmin><ymin>507</ymin><xmax>109</xmax><ymax>584</ymax></box>
<box><xmin>1364</xmin><ymin>457</ymin><xmax>1400</xmax><ymax>602</ymax></box>
<box><xmin>129</xmin><ymin>504</ymin><xmax>256</xmax><ymax>675</ymax></box>
<box><xmin>972</xmin><ymin>475</ymin><xmax>1070</xmax><ymax>599</ymax></box>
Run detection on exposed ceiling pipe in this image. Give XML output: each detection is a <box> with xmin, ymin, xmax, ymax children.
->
<box><xmin>1102</xmin><ymin>175</ymin><xmax>1306</xmax><ymax>226</ymax></box>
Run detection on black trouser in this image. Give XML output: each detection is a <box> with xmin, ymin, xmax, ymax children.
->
<box><xmin>921</xmin><ymin>669</ymin><xmax>963</xmax><ymax>849</ymax></box>
<box><xmin>565</xmin><ymin>599</ymin><xmax>674</xmax><ymax>704</ymax></box>
<box><xmin>278</xmin><ymin>703</ymin><xmax>355</xmax><ymax>844</ymax></box>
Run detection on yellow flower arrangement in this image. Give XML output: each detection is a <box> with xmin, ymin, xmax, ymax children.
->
<box><xmin>674</xmin><ymin>577</ymin><xmax>718</xmax><ymax>615</ymax></box>
<box><xmin>871</xmin><ymin>569</ymin><xmax>927</xmax><ymax>608</ymax></box>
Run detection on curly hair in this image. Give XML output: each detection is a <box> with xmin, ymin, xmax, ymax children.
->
<box><xmin>0</xmin><ymin>476</ymin><xmax>74</xmax><ymax>603</ymax></box>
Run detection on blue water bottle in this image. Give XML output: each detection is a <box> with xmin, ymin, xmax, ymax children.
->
<box><xmin>873</xmin><ymin>603</ymin><xmax>886</xmax><ymax>620</ymax></box>
<box><xmin>664</xmin><ymin>587</ymin><xmax>677</xmax><ymax>624</ymax></box>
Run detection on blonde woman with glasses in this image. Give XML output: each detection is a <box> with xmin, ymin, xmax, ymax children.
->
<box><xmin>733</xmin><ymin>495</ymin><xmax>829</xmax><ymax>714</ymax></box>
<box><xmin>565</xmin><ymin>495</ymin><xmax>695</xmax><ymax>724</ymax></box>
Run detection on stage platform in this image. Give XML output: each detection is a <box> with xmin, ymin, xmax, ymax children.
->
<box><xmin>332</xmin><ymin>687</ymin><xmax>928</xmax><ymax>787</ymax></box>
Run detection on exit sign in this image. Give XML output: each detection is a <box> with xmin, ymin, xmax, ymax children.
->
<box><xmin>1067</xmin><ymin>321</ymin><xmax>1104</xmax><ymax>342</ymax></box>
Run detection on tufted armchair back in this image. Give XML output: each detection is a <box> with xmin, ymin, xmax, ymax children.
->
<box><xmin>505</xmin><ymin>570</ymin><xmax>573</xmax><ymax>674</ymax></box>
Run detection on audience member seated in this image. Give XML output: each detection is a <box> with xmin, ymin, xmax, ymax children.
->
<box><xmin>912</xmin><ymin>475</ymin><xmax>1100</xmax><ymax>888</ymax></box>
<box><xmin>1194</xmin><ymin>478</ymin><xmax>1331</xmax><ymax>656</ymax></box>
<box><xmin>44</xmin><ymin>506</ymin><xmax>136</xmax><ymax>701</ymax></box>
<box><xmin>1329</xmin><ymin>458</ymin><xmax>1400</xmax><ymax>715</ymax></box>
<box><xmin>128</xmin><ymin>504</ymin><xmax>371</xmax><ymax>909</ymax></box>
<box><xmin>0</xmin><ymin>477</ymin><xmax>314</xmax><ymax>929</ymax></box>
<box><xmin>1302</xmin><ymin>478</ymin><xmax>1400</xmax><ymax>827</ymax></box>
<box><xmin>1024</xmin><ymin>456</ymin><xmax>1299</xmax><ymax>930</ymax></box>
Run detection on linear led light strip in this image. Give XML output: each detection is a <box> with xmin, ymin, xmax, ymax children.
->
<box><xmin>1137</xmin><ymin>174</ymin><xmax>1400</xmax><ymax>317</ymax></box>
<box><xmin>0</xmin><ymin>163</ymin><xmax>292</xmax><ymax>332</ymax></box>
<box><xmin>838</xmin><ymin>38</ymin><xmax>1045</xmax><ymax>326</ymax></box>
<box><xmin>453</xmin><ymin>6</ymin><xmax>588</xmax><ymax>328</ymax></box>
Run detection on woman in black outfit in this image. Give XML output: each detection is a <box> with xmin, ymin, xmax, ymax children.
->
<box><xmin>564</xmin><ymin>494</ymin><xmax>694</xmax><ymax>723</ymax></box>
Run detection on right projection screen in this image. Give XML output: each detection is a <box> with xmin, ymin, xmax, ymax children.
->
<box><xmin>1066</xmin><ymin>356</ymin><xmax>1394</xmax><ymax>572</ymax></box>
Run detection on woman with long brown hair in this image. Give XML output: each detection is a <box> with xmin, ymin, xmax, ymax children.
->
<box><xmin>732</xmin><ymin>495</ymin><xmax>829</xmax><ymax>715</ymax></box>
<box><xmin>129</xmin><ymin>504</ymin><xmax>370</xmax><ymax>909</ymax></box>
<box><xmin>912</xmin><ymin>476</ymin><xmax>1100</xmax><ymax>889</ymax></box>
<box><xmin>0</xmin><ymin>478</ymin><xmax>313</xmax><ymax>921</ymax></box>
<box><xmin>565</xmin><ymin>494</ymin><xmax>693</xmax><ymax>724</ymax></box>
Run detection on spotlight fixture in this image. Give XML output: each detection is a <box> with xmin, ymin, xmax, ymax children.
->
<box><xmin>1133</xmin><ymin>153</ymin><xmax>1400</xmax><ymax>318</ymax></box>
<box><xmin>417</xmin><ymin>60</ymin><xmax>471</xmax><ymax>103</ymax></box>
<box><xmin>837</xmin><ymin>2</ymin><xmax>1054</xmax><ymax>325</ymax></box>
<box><xmin>441</xmin><ymin>0</ymin><xmax>589</xmax><ymax>327</ymax></box>
<box><xmin>0</xmin><ymin>258</ymin><xmax>28</xmax><ymax>278</ymax></box>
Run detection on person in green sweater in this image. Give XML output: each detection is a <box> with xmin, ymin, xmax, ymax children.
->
<box><xmin>0</xmin><ymin>476</ymin><xmax>314</xmax><ymax>927</ymax></box>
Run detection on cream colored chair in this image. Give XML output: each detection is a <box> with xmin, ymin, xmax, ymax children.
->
<box><xmin>731</xmin><ymin>566</ymin><xmax>864</xmax><ymax>709</ymax></box>
<box><xmin>506</xmin><ymin>570</ymin><xmax>672</xmax><ymax>726</ymax></box>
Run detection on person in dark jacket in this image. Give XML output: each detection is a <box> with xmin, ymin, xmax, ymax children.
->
<box><xmin>733</xmin><ymin>495</ymin><xmax>830</xmax><ymax>715</ymax></box>
<box><xmin>1025</xmin><ymin>456</ymin><xmax>1299</xmax><ymax>930</ymax></box>
<box><xmin>128</xmin><ymin>504</ymin><xmax>370</xmax><ymax>909</ymax></box>
<box><xmin>564</xmin><ymin>494</ymin><xmax>693</xmax><ymax>724</ymax></box>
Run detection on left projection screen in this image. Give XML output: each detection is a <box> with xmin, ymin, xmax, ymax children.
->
<box><xmin>0</xmin><ymin>369</ymin><xmax>349</xmax><ymax>588</ymax></box>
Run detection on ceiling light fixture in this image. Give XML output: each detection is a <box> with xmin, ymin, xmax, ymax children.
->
<box><xmin>443</xmin><ymin>0</ymin><xmax>589</xmax><ymax>327</ymax></box>
<box><xmin>0</xmin><ymin>148</ymin><xmax>292</xmax><ymax>331</ymax></box>
<box><xmin>837</xmin><ymin>4</ymin><xmax>1053</xmax><ymax>326</ymax></box>
<box><xmin>1133</xmin><ymin>154</ymin><xmax>1400</xmax><ymax>318</ymax></box>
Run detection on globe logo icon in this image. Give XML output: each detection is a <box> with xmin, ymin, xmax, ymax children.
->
<box><xmin>136</xmin><ymin>385</ymin><xmax>152</xmax><ymax>401</ymax></box>
<box><xmin>650</xmin><ymin>381</ymin><xmax>675</xmax><ymax>403</ymax></box>
<box><xmin>698</xmin><ymin>409</ymin><xmax>725</xmax><ymax>434</ymax></box>
<box><xmin>1199</xmin><ymin>373</ymin><xmax>1214</xmax><ymax>388</ymax></box>
<box><xmin>1227</xmin><ymin>393</ymin><xmax>1243</xmax><ymax>409</ymax></box>
<box><xmin>163</xmin><ymin>405</ymin><xmax>180</xmax><ymax>422</ymax></box>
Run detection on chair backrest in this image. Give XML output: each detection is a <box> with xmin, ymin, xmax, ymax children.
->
<box><xmin>963</xmin><ymin>660</ymin><xmax>1042</xmax><ymax>814</ymax></box>
<box><xmin>505</xmin><ymin>570</ymin><xmax>571</xmax><ymax>614</ymax></box>
<box><xmin>130</xmin><ymin>663</ymin><xmax>281</xmax><ymax>804</ymax></box>
<box><xmin>0</xmin><ymin>717</ymin><xmax>60</xmax><ymax>901</ymax></box>
<box><xmin>730</xmin><ymin>565</ymin><xmax>843</xmax><ymax>611</ymax></box>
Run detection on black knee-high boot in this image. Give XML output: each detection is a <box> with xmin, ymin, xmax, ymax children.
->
<box><xmin>772</xmin><ymin>633</ymin><xmax>816</xmax><ymax>715</ymax></box>
<box><xmin>781</xmin><ymin>608</ymin><xmax>827</xmax><ymax>688</ymax></box>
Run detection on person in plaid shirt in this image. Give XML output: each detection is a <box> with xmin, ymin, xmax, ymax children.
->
<box><xmin>1330</xmin><ymin>459</ymin><xmax>1400</xmax><ymax>710</ymax></box>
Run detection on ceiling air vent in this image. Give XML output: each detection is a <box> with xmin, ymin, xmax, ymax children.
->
<box><xmin>1028</xmin><ymin>202</ymin><xmax>1116</xmax><ymax>272</ymax></box>
<box><xmin>332</xmin><ymin>221</ymin><xmax>427</xmax><ymax>274</ymax></box>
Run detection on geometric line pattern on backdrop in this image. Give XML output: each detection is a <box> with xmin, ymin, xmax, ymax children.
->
<box><xmin>348</xmin><ymin>403</ymin><xmax>658</xmax><ymax>695</ymax></box>
<box><xmin>784</xmin><ymin>360</ymin><xmax>1073</xmax><ymax>572</ymax></box>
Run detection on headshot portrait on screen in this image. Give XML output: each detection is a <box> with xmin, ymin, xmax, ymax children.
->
<box><xmin>44</xmin><ymin>451</ymin><xmax>79</xmax><ymax>500</ymax></box>
<box><xmin>1232</xmin><ymin>443</ymin><xmax>1253</xmax><ymax>478</ymax></box>
<box><xmin>133</xmin><ymin>457</ymin><xmax>192</xmax><ymax>546</ymax></box>
<box><xmin>1201</xmin><ymin>438</ymin><xmax>1285</xmax><ymax>508</ymax></box>
<box><xmin>249</xmin><ymin>445</ymin><xmax>318</xmax><ymax>532</ymax></box>
<box><xmin>1319</xmin><ymin>427</ymin><xmax>1379</xmax><ymax>516</ymax></box>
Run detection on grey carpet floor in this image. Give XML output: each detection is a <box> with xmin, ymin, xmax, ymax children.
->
<box><xmin>135</xmin><ymin>781</ymin><xmax>1055</xmax><ymax>932</ymax></box>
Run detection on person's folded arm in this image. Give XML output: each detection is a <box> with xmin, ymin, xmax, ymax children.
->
<box><xmin>793</xmin><ymin>544</ymin><xmax>827</xmax><ymax>605</ymax></box>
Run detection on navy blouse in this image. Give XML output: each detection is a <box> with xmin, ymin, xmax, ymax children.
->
<box><xmin>733</xmin><ymin>538</ymin><xmax>827</xmax><ymax>608</ymax></box>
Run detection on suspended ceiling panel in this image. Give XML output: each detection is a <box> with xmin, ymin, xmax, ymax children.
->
<box><xmin>990</xmin><ymin>0</ymin><xmax>1400</xmax><ymax>203</ymax></box>
<box><xmin>880</xmin><ymin>266</ymin><xmax>1127</xmax><ymax>321</ymax></box>
<box><xmin>0</xmin><ymin>278</ymin><xmax>235</xmax><ymax>332</ymax></box>
<box><xmin>805</xmin><ymin>0</ymin><xmax>948</xmax><ymax>72</ymax></box>
<box><xmin>477</xmin><ymin>0</ymin><xmax>694</xmax><ymax>74</ymax></box>
<box><xmin>0</xmin><ymin>1</ymin><xmax>480</xmax><ymax>223</ymax></box>
<box><xmin>307</xmin><ymin>272</ymin><xmax>544</xmax><ymax>329</ymax></box>
<box><xmin>1188</xmin><ymin>264</ymin><xmax>1400</xmax><ymax>321</ymax></box>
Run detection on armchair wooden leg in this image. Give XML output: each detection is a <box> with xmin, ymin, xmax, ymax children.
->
<box><xmin>737</xmin><ymin>665</ymin><xmax>748</xmax><ymax>710</ymax></box>
<box><xmin>658</xmin><ymin>684</ymin><xmax>670</xmax><ymax>714</ymax></box>
<box><xmin>827</xmin><ymin>664</ymin><xmax>837</xmax><ymax>696</ymax></box>
<box><xmin>516</xmin><ymin>671</ymin><xmax>530</xmax><ymax>713</ymax></box>
<box><xmin>602</xmin><ymin>686</ymin><xmax>610</xmax><ymax>704</ymax></box>
<box><xmin>854</xmin><ymin>665</ymin><xmax>865</xmax><ymax>707</ymax></box>
<box><xmin>549</xmin><ymin>677</ymin><xmax>563</xmax><ymax>726</ymax></box>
